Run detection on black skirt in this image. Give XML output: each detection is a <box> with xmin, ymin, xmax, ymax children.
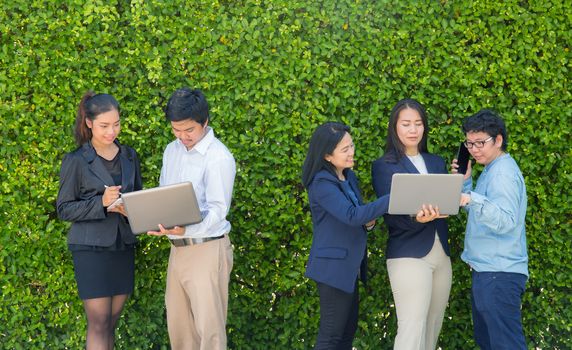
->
<box><xmin>72</xmin><ymin>248</ymin><xmax>135</xmax><ymax>300</ymax></box>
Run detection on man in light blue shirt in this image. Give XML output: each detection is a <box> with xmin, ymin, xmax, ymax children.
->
<box><xmin>454</xmin><ymin>109</ymin><xmax>528</xmax><ymax>350</ymax></box>
<box><xmin>148</xmin><ymin>88</ymin><xmax>236</xmax><ymax>350</ymax></box>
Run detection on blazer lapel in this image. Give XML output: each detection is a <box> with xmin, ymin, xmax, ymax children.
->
<box><xmin>347</xmin><ymin>176</ymin><xmax>363</xmax><ymax>205</ymax></box>
<box><xmin>398</xmin><ymin>157</ymin><xmax>420</xmax><ymax>174</ymax></box>
<box><xmin>81</xmin><ymin>142</ymin><xmax>115</xmax><ymax>187</ymax></box>
<box><xmin>335</xmin><ymin>171</ymin><xmax>360</xmax><ymax>206</ymax></box>
<box><xmin>422</xmin><ymin>153</ymin><xmax>439</xmax><ymax>174</ymax></box>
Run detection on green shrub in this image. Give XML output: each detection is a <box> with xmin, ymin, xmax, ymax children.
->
<box><xmin>1</xmin><ymin>0</ymin><xmax>570</xmax><ymax>348</ymax></box>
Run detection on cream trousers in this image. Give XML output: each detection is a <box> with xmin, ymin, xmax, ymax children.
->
<box><xmin>165</xmin><ymin>235</ymin><xmax>233</xmax><ymax>350</ymax></box>
<box><xmin>387</xmin><ymin>234</ymin><xmax>452</xmax><ymax>350</ymax></box>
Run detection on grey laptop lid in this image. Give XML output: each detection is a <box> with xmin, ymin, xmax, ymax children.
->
<box><xmin>388</xmin><ymin>174</ymin><xmax>464</xmax><ymax>215</ymax></box>
<box><xmin>121</xmin><ymin>182</ymin><xmax>202</xmax><ymax>234</ymax></box>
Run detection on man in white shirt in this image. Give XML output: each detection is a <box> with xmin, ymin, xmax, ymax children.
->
<box><xmin>148</xmin><ymin>88</ymin><xmax>236</xmax><ymax>350</ymax></box>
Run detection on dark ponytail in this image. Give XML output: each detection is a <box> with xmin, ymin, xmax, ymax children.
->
<box><xmin>74</xmin><ymin>91</ymin><xmax>96</xmax><ymax>145</ymax></box>
<box><xmin>73</xmin><ymin>91</ymin><xmax>120</xmax><ymax>145</ymax></box>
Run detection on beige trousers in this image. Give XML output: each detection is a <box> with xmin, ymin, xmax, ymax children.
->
<box><xmin>165</xmin><ymin>235</ymin><xmax>233</xmax><ymax>350</ymax></box>
<box><xmin>386</xmin><ymin>235</ymin><xmax>452</xmax><ymax>350</ymax></box>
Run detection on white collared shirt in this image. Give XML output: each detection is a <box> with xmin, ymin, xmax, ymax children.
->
<box><xmin>159</xmin><ymin>127</ymin><xmax>236</xmax><ymax>239</ymax></box>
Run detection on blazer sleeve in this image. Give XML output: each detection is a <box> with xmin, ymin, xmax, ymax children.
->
<box><xmin>131</xmin><ymin>147</ymin><xmax>143</xmax><ymax>192</ymax></box>
<box><xmin>56</xmin><ymin>153</ymin><xmax>107</xmax><ymax>222</ymax></box>
<box><xmin>309</xmin><ymin>175</ymin><xmax>389</xmax><ymax>227</ymax></box>
<box><xmin>371</xmin><ymin>158</ymin><xmax>425</xmax><ymax>230</ymax></box>
<box><xmin>431</xmin><ymin>156</ymin><xmax>448</xmax><ymax>175</ymax></box>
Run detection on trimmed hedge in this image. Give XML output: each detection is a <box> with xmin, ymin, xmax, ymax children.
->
<box><xmin>1</xmin><ymin>0</ymin><xmax>570</xmax><ymax>349</ymax></box>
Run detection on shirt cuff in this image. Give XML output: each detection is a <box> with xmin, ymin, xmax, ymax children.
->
<box><xmin>467</xmin><ymin>191</ymin><xmax>485</xmax><ymax>207</ymax></box>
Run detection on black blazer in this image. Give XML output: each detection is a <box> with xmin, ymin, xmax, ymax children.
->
<box><xmin>371</xmin><ymin>152</ymin><xmax>450</xmax><ymax>259</ymax></box>
<box><xmin>305</xmin><ymin>169</ymin><xmax>389</xmax><ymax>293</ymax></box>
<box><xmin>56</xmin><ymin>141</ymin><xmax>142</xmax><ymax>247</ymax></box>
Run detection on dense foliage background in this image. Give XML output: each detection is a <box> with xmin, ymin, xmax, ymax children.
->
<box><xmin>1</xmin><ymin>0</ymin><xmax>570</xmax><ymax>349</ymax></box>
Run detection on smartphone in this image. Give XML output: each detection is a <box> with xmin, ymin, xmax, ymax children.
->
<box><xmin>456</xmin><ymin>142</ymin><xmax>470</xmax><ymax>175</ymax></box>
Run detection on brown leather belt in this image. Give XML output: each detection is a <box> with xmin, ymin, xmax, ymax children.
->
<box><xmin>169</xmin><ymin>235</ymin><xmax>225</xmax><ymax>247</ymax></box>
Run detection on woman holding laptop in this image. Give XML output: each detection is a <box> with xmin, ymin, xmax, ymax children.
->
<box><xmin>302</xmin><ymin>122</ymin><xmax>439</xmax><ymax>349</ymax></box>
<box><xmin>371</xmin><ymin>99</ymin><xmax>451</xmax><ymax>350</ymax></box>
<box><xmin>56</xmin><ymin>91</ymin><xmax>142</xmax><ymax>349</ymax></box>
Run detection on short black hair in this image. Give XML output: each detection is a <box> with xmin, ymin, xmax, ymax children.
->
<box><xmin>165</xmin><ymin>87</ymin><xmax>209</xmax><ymax>125</ymax></box>
<box><xmin>463</xmin><ymin>109</ymin><xmax>508</xmax><ymax>151</ymax></box>
<box><xmin>301</xmin><ymin>122</ymin><xmax>350</xmax><ymax>188</ymax></box>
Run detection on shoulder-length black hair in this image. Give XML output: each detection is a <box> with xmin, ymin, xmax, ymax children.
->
<box><xmin>384</xmin><ymin>98</ymin><xmax>429</xmax><ymax>162</ymax></box>
<box><xmin>301</xmin><ymin>122</ymin><xmax>350</xmax><ymax>188</ymax></box>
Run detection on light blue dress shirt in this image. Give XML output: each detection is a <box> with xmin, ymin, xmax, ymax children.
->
<box><xmin>461</xmin><ymin>153</ymin><xmax>529</xmax><ymax>277</ymax></box>
<box><xmin>160</xmin><ymin>127</ymin><xmax>236</xmax><ymax>239</ymax></box>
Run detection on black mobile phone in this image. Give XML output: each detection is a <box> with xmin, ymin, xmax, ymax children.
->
<box><xmin>456</xmin><ymin>142</ymin><xmax>470</xmax><ymax>174</ymax></box>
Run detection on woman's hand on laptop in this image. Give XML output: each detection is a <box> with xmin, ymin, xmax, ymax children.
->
<box><xmin>415</xmin><ymin>204</ymin><xmax>449</xmax><ymax>223</ymax></box>
<box><xmin>107</xmin><ymin>203</ymin><xmax>127</xmax><ymax>217</ymax></box>
<box><xmin>147</xmin><ymin>224</ymin><xmax>185</xmax><ymax>236</ymax></box>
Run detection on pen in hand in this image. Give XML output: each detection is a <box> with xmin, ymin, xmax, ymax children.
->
<box><xmin>103</xmin><ymin>185</ymin><xmax>122</xmax><ymax>207</ymax></box>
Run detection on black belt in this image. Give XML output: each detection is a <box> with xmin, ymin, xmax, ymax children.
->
<box><xmin>169</xmin><ymin>235</ymin><xmax>225</xmax><ymax>247</ymax></box>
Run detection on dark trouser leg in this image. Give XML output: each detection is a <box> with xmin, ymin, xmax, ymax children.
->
<box><xmin>314</xmin><ymin>281</ymin><xmax>359</xmax><ymax>350</ymax></box>
<box><xmin>471</xmin><ymin>271</ymin><xmax>527</xmax><ymax>350</ymax></box>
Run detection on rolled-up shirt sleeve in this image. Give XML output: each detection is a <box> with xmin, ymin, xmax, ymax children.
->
<box><xmin>467</xmin><ymin>172</ymin><xmax>522</xmax><ymax>234</ymax></box>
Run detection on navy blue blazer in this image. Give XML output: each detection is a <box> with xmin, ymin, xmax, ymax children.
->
<box><xmin>305</xmin><ymin>169</ymin><xmax>389</xmax><ymax>293</ymax></box>
<box><xmin>57</xmin><ymin>141</ymin><xmax>142</xmax><ymax>247</ymax></box>
<box><xmin>371</xmin><ymin>152</ymin><xmax>450</xmax><ymax>259</ymax></box>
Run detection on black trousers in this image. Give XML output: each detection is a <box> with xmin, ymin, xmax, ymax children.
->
<box><xmin>314</xmin><ymin>281</ymin><xmax>359</xmax><ymax>350</ymax></box>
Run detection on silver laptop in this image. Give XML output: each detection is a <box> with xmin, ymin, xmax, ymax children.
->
<box><xmin>388</xmin><ymin>174</ymin><xmax>464</xmax><ymax>215</ymax></box>
<box><xmin>121</xmin><ymin>182</ymin><xmax>202</xmax><ymax>234</ymax></box>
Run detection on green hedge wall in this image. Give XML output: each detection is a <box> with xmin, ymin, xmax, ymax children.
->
<box><xmin>1</xmin><ymin>0</ymin><xmax>570</xmax><ymax>349</ymax></box>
